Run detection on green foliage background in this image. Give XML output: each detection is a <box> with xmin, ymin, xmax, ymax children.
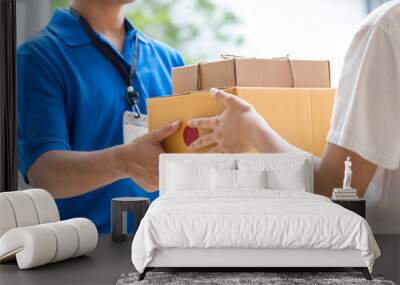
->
<box><xmin>51</xmin><ymin>0</ymin><xmax>244</xmax><ymax>63</ymax></box>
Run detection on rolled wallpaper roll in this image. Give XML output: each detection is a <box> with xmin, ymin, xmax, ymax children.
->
<box><xmin>42</xmin><ymin>221</ymin><xmax>79</xmax><ymax>262</ymax></box>
<box><xmin>0</xmin><ymin>225</ymin><xmax>57</xmax><ymax>268</ymax></box>
<box><xmin>0</xmin><ymin>190</ymin><xmax>98</xmax><ymax>269</ymax></box>
<box><xmin>0</xmin><ymin>189</ymin><xmax>59</xmax><ymax>237</ymax></box>
<box><xmin>0</xmin><ymin>196</ymin><xmax>17</xmax><ymax>237</ymax></box>
<box><xmin>66</xmin><ymin>218</ymin><xmax>98</xmax><ymax>257</ymax></box>
<box><xmin>24</xmin><ymin>189</ymin><xmax>59</xmax><ymax>224</ymax></box>
<box><xmin>0</xmin><ymin>219</ymin><xmax>98</xmax><ymax>269</ymax></box>
<box><xmin>1</xmin><ymin>191</ymin><xmax>39</xmax><ymax>227</ymax></box>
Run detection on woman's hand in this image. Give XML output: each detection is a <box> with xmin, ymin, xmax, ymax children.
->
<box><xmin>187</xmin><ymin>88</ymin><xmax>271</xmax><ymax>153</ymax></box>
<box><xmin>186</xmin><ymin>89</ymin><xmax>377</xmax><ymax>198</ymax></box>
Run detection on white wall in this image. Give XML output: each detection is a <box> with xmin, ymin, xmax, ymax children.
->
<box><xmin>183</xmin><ymin>0</ymin><xmax>367</xmax><ymax>87</ymax></box>
<box><xmin>16</xmin><ymin>0</ymin><xmax>51</xmax><ymax>45</ymax></box>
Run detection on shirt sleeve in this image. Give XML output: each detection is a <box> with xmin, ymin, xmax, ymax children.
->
<box><xmin>327</xmin><ymin>25</ymin><xmax>400</xmax><ymax>170</ymax></box>
<box><xmin>17</xmin><ymin>50</ymin><xmax>71</xmax><ymax>180</ymax></box>
<box><xmin>173</xmin><ymin>50</ymin><xmax>185</xmax><ymax>67</ymax></box>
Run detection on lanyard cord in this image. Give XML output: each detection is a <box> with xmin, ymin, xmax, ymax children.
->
<box><xmin>70</xmin><ymin>7</ymin><xmax>141</xmax><ymax>117</ymax></box>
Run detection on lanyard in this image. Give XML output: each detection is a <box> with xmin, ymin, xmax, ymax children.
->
<box><xmin>70</xmin><ymin>8</ymin><xmax>142</xmax><ymax>117</ymax></box>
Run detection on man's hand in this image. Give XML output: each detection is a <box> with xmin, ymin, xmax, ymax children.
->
<box><xmin>187</xmin><ymin>88</ymin><xmax>270</xmax><ymax>153</ymax></box>
<box><xmin>116</xmin><ymin>121</ymin><xmax>180</xmax><ymax>192</ymax></box>
<box><xmin>28</xmin><ymin>121</ymin><xmax>180</xmax><ymax>198</ymax></box>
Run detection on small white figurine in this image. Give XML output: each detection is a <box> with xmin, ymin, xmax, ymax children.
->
<box><xmin>343</xmin><ymin>156</ymin><xmax>352</xmax><ymax>189</ymax></box>
<box><xmin>332</xmin><ymin>157</ymin><xmax>357</xmax><ymax>200</ymax></box>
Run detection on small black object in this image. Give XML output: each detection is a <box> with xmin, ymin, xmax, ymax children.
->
<box><xmin>354</xmin><ymin>267</ymin><xmax>372</xmax><ymax>280</ymax></box>
<box><xmin>111</xmin><ymin>197</ymin><xmax>150</xmax><ymax>242</ymax></box>
<box><xmin>332</xmin><ymin>199</ymin><xmax>366</xmax><ymax>218</ymax></box>
<box><xmin>138</xmin><ymin>267</ymin><xmax>152</xmax><ymax>281</ymax></box>
<box><xmin>124</xmin><ymin>90</ymin><xmax>139</xmax><ymax>107</ymax></box>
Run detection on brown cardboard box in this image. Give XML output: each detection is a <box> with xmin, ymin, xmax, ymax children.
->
<box><xmin>147</xmin><ymin>87</ymin><xmax>335</xmax><ymax>157</ymax></box>
<box><xmin>172</xmin><ymin>58</ymin><xmax>331</xmax><ymax>94</ymax></box>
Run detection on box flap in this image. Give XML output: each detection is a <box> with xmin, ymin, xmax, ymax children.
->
<box><xmin>172</xmin><ymin>65</ymin><xmax>198</xmax><ymax>94</ymax></box>
<box><xmin>309</xmin><ymin>88</ymin><xmax>335</xmax><ymax>156</ymax></box>
<box><xmin>235</xmin><ymin>58</ymin><xmax>293</xmax><ymax>87</ymax></box>
<box><xmin>199</xmin><ymin>59</ymin><xmax>236</xmax><ymax>90</ymax></box>
<box><xmin>236</xmin><ymin>87</ymin><xmax>313</xmax><ymax>153</ymax></box>
<box><xmin>291</xmin><ymin>60</ymin><xmax>330</xmax><ymax>88</ymax></box>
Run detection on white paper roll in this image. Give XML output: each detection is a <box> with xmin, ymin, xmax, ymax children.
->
<box><xmin>24</xmin><ymin>189</ymin><xmax>60</xmax><ymax>223</ymax></box>
<box><xmin>0</xmin><ymin>226</ymin><xmax>57</xmax><ymax>269</ymax></box>
<box><xmin>1</xmin><ymin>192</ymin><xmax>39</xmax><ymax>227</ymax></box>
<box><xmin>42</xmin><ymin>221</ymin><xmax>78</xmax><ymax>262</ymax></box>
<box><xmin>0</xmin><ymin>196</ymin><xmax>17</xmax><ymax>238</ymax></box>
<box><xmin>65</xmin><ymin>218</ymin><xmax>98</xmax><ymax>257</ymax></box>
<box><xmin>0</xmin><ymin>218</ymin><xmax>97</xmax><ymax>269</ymax></box>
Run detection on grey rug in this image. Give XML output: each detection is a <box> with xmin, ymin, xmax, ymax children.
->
<box><xmin>117</xmin><ymin>272</ymin><xmax>396</xmax><ymax>285</ymax></box>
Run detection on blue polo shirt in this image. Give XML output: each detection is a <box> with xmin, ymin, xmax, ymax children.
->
<box><xmin>17</xmin><ymin>9</ymin><xmax>184</xmax><ymax>233</ymax></box>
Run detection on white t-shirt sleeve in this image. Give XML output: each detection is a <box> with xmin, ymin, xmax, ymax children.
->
<box><xmin>328</xmin><ymin>24</ymin><xmax>400</xmax><ymax>170</ymax></box>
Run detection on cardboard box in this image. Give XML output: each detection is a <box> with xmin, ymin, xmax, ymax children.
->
<box><xmin>172</xmin><ymin>58</ymin><xmax>331</xmax><ymax>94</ymax></box>
<box><xmin>147</xmin><ymin>87</ymin><xmax>335</xmax><ymax>157</ymax></box>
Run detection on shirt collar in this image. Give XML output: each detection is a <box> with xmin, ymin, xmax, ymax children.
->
<box><xmin>125</xmin><ymin>17</ymin><xmax>149</xmax><ymax>44</ymax></box>
<box><xmin>48</xmin><ymin>8</ymin><xmax>149</xmax><ymax>47</ymax></box>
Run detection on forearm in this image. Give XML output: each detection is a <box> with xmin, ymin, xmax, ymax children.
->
<box><xmin>311</xmin><ymin>156</ymin><xmax>335</xmax><ymax>197</ymax></box>
<box><xmin>313</xmin><ymin>143</ymin><xmax>377</xmax><ymax>198</ymax></box>
<box><xmin>253</xmin><ymin>127</ymin><xmax>377</xmax><ymax>198</ymax></box>
<box><xmin>250</xmin><ymin>122</ymin><xmax>336</xmax><ymax>197</ymax></box>
<box><xmin>28</xmin><ymin>146</ymin><xmax>128</xmax><ymax>199</ymax></box>
<box><xmin>27</xmin><ymin>121</ymin><xmax>180</xmax><ymax>197</ymax></box>
<box><xmin>251</xmin><ymin>121</ymin><xmax>302</xmax><ymax>153</ymax></box>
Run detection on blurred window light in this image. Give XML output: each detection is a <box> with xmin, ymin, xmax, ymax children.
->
<box><xmin>17</xmin><ymin>0</ymin><xmax>393</xmax><ymax>86</ymax></box>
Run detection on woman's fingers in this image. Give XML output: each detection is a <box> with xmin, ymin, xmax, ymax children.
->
<box><xmin>187</xmin><ymin>116</ymin><xmax>219</xmax><ymax>129</ymax></box>
<box><xmin>188</xmin><ymin>133</ymin><xmax>217</xmax><ymax>151</ymax></box>
<box><xmin>187</xmin><ymin>88</ymin><xmax>249</xmax><ymax>130</ymax></box>
<box><xmin>210</xmin><ymin>88</ymin><xmax>246</xmax><ymax>109</ymax></box>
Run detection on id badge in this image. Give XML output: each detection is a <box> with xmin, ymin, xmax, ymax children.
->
<box><xmin>123</xmin><ymin>111</ymin><xmax>148</xmax><ymax>144</ymax></box>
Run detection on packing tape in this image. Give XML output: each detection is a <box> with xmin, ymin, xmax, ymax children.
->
<box><xmin>24</xmin><ymin>189</ymin><xmax>60</xmax><ymax>224</ymax></box>
<box><xmin>273</xmin><ymin>56</ymin><xmax>295</xmax><ymax>87</ymax></box>
<box><xmin>1</xmin><ymin>192</ymin><xmax>39</xmax><ymax>227</ymax></box>
<box><xmin>287</xmin><ymin>58</ymin><xmax>295</xmax><ymax>88</ymax></box>
<box><xmin>0</xmin><ymin>196</ymin><xmax>17</xmax><ymax>237</ymax></box>
<box><xmin>220</xmin><ymin>54</ymin><xmax>244</xmax><ymax>59</ymax></box>
<box><xmin>196</xmin><ymin>62</ymin><xmax>203</xmax><ymax>91</ymax></box>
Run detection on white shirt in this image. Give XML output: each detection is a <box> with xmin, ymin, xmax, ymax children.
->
<box><xmin>328</xmin><ymin>0</ymin><xmax>400</xmax><ymax>234</ymax></box>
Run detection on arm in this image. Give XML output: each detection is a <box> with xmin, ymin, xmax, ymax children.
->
<box><xmin>313</xmin><ymin>143</ymin><xmax>376</xmax><ymax>197</ymax></box>
<box><xmin>28</xmin><ymin>121</ymin><xmax>180</xmax><ymax>199</ymax></box>
<box><xmin>187</xmin><ymin>88</ymin><xmax>301</xmax><ymax>154</ymax></box>
<box><xmin>18</xmin><ymin>49</ymin><xmax>179</xmax><ymax>199</ymax></box>
<box><xmin>188</xmin><ymin>89</ymin><xmax>377</xmax><ymax>197</ymax></box>
<box><xmin>253</xmin><ymin>129</ymin><xmax>377</xmax><ymax>197</ymax></box>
